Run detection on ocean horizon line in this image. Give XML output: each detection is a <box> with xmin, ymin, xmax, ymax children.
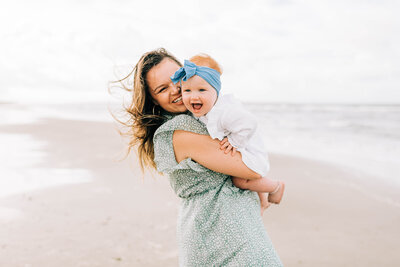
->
<box><xmin>243</xmin><ymin>101</ymin><xmax>400</xmax><ymax>107</ymax></box>
<box><xmin>1</xmin><ymin>101</ymin><xmax>400</xmax><ymax>107</ymax></box>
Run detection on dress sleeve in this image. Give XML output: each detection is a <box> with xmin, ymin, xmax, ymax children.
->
<box><xmin>153</xmin><ymin>114</ymin><xmax>209</xmax><ymax>174</ymax></box>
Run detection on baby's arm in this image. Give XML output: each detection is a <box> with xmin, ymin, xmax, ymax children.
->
<box><xmin>219</xmin><ymin>137</ymin><xmax>237</xmax><ymax>155</ymax></box>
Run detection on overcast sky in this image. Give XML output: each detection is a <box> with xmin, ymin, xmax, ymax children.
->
<box><xmin>1</xmin><ymin>0</ymin><xmax>399</xmax><ymax>104</ymax></box>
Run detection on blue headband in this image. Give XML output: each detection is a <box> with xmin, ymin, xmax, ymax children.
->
<box><xmin>170</xmin><ymin>60</ymin><xmax>221</xmax><ymax>95</ymax></box>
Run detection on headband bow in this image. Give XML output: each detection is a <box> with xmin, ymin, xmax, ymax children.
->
<box><xmin>170</xmin><ymin>60</ymin><xmax>221</xmax><ymax>95</ymax></box>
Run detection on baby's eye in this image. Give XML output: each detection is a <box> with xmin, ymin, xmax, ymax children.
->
<box><xmin>184</xmin><ymin>89</ymin><xmax>191</xmax><ymax>92</ymax></box>
<box><xmin>199</xmin><ymin>89</ymin><xmax>206</xmax><ymax>92</ymax></box>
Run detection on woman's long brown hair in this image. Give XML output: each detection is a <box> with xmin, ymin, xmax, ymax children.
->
<box><xmin>112</xmin><ymin>48</ymin><xmax>182</xmax><ymax>172</ymax></box>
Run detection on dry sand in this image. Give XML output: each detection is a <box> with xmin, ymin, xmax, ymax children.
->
<box><xmin>0</xmin><ymin>118</ymin><xmax>399</xmax><ymax>266</ymax></box>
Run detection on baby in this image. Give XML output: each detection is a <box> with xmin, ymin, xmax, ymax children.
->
<box><xmin>170</xmin><ymin>54</ymin><xmax>285</xmax><ymax>213</ymax></box>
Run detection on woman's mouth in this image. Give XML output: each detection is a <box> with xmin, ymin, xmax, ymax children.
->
<box><xmin>172</xmin><ymin>97</ymin><xmax>182</xmax><ymax>103</ymax></box>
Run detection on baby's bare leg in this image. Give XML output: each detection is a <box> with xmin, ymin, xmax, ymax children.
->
<box><xmin>258</xmin><ymin>192</ymin><xmax>270</xmax><ymax>215</ymax></box>
<box><xmin>232</xmin><ymin>176</ymin><xmax>278</xmax><ymax>192</ymax></box>
<box><xmin>232</xmin><ymin>176</ymin><xmax>285</xmax><ymax>204</ymax></box>
<box><xmin>232</xmin><ymin>177</ymin><xmax>271</xmax><ymax>214</ymax></box>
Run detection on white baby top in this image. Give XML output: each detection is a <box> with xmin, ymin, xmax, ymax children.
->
<box><xmin>197</xmin><ymin>94</ymin><xmax>270</xmax><ymax>177</ymax></box>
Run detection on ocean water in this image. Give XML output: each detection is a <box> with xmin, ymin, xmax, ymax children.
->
<box><xmin>1</xmin><ymin>102</ymin><xmax>399</xmax><ymax>202</ymax></box>
<box><xmin>246</xmin><ymin>103</ymin><xmax>400</xmax><ymax>196</ymax></box>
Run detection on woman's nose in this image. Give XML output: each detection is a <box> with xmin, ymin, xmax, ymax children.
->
<box><xmin>170</xmin><ymin>83</ymin><xmax>181</xmax><ymax>95</ymax></box>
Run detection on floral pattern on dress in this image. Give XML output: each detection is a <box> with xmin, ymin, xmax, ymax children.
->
<box><xmin>154</xmin><ymin>114</ymin><xmax>283</xmax><ymax>267</ymax></box>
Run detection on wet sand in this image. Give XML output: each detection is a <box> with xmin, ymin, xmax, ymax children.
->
<box><xmin>0</xmin><ymin>118</ymin><xmax>399</xmax><ymax>266</ymax></box>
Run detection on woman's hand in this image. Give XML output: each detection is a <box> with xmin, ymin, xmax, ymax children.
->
<box><xmin>220</xmin><ymin>137</ymin><xmax>237</xmax><ymax>156</ymax></box>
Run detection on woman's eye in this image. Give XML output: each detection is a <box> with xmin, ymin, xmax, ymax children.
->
<box><xmin>158</xmin><ymin>87</ymin><xmax>166</xmax><ymax>93</ymax></box>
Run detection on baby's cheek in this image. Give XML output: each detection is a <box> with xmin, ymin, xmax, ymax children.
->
<box><xmin>182</xmin><ymin>95</ymin><xmax>191</xmax><ymax>108</ymax></box>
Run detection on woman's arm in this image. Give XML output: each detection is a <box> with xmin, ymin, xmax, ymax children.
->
<box><xmin>173</xmin><ymin>130</ymin><xmax>261</xmax><ymax>180</ymax></box>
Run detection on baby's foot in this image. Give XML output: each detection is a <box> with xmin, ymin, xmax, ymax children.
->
<box><xmin>260</xmin><ymin>201</ymin><xmax>271</xmax><ymax>216</ymax></box>
<box><xmin>268</xmin><ymin>181</ymin><xmax>285</xmax><ymax>204</ymax></box>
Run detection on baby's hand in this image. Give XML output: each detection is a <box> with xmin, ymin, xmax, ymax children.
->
<box><xmin>220</xmin><ymin>137</ymin><xmax>237</xmax><ymax>156</ymax></box>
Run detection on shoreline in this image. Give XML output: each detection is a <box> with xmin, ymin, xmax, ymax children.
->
<box><xmin>0</xmin><ymin>118</ymin><xmax>399</xmax><ymax>266</ymax></box>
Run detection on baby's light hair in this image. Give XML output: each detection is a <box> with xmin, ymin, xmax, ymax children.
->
<box><xmin>189</xmin><ymin>53</ymin><xmax>223</xmax><ymax>75</ymax></box>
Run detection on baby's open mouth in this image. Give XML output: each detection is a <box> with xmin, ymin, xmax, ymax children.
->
<box><xmin>192</xmin><ymin>103</ymin><xmax>203</xmax><ymax>110</ymax></box>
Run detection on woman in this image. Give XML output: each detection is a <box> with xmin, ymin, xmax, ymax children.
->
<box><xmin>120</xmin><ymin>48</ymin><xmax>283</xmax><ymax>266</ymax></box>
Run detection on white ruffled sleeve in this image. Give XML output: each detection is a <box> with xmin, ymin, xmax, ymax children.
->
<box><xmin>218</xmin><ymin>96</ymin><xmax>258</xmax><ymax>150</ymax></box>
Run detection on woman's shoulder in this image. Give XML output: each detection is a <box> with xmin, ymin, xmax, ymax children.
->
<box><xmin>153</xmin><ymin>114</ymin><xmax>209</xmax><ymax>174</ymax></box>
<box><xmin>157</xmin><ymin>114</ymin><xmax>197</xmax><ymax>132</ymax></box>
<box><xmin>155</xmin><ymin>114</ymin><xmax>208</xmax><ymax>137</ymax></box>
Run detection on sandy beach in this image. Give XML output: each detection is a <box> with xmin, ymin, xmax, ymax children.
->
<box><xmin>1</xmin><ymin>116</ymin><xmax>399</xmax><ymax>267</ymax></box>
<box><xmin>2</xmin><ymin>0</ymin><xmax>399</xmax><ymax>265</ymax></box>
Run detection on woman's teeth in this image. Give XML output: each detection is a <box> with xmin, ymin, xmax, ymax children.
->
<box><xmin>173</xmin><ymin>97</ymin><xmax>182</xmax><ymax>103</ymax></box>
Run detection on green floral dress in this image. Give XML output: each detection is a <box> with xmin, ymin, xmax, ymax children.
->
<box><xmin>154</xmin><ymin>114</ymin><xmax>283</xmax><ymax>267</ymax></box>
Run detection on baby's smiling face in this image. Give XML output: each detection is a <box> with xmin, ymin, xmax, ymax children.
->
<box><xmin>181</xmin><ymin>75</ymin><xmax>218</xmax><ymax>118</ymax></box>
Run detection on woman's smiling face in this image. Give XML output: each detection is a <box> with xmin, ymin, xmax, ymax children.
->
<box><xmin>147</xmin><ymin>58</ymin><xmax>187</xmax><ymax>114</ymax></box>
